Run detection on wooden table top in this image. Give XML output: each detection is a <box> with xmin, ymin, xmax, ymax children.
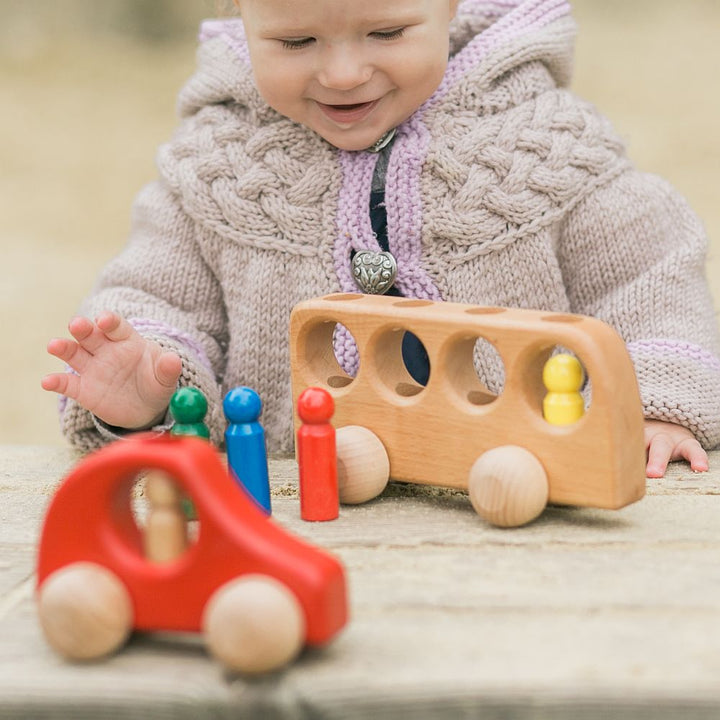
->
<box><xmin>2</xmin><ymin>444</ymin><xmax>720</xmax><ymax>719</ymax></box>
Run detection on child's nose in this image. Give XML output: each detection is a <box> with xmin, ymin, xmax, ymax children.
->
<box><xmin>317</xmin><ymin>44</ymin><xmax>372</xmax><ymax>90</ymax></box>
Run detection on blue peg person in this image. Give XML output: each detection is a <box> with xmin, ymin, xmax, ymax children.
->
<box><xmin>223</xmin><ymin>386</ymin><xmax>272</xmax><ymax>515</ymax></box>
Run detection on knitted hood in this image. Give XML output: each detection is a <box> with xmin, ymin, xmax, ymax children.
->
<box><xmin>178</xmin><ymin>0</ymin><xmax>576</xmax><ymax>120</ymax></box>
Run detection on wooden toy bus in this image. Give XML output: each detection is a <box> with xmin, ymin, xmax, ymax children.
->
<box><xmin>289</xmin><ymin>293</ymin><xmax>646</xmax><ymax>527</ymax></box>
<box><xmin>36</xmin><ymin>434</ymin><xmax>347</xmax><ymax>673</ymax></box>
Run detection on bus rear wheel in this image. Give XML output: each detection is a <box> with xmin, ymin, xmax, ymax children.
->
<box><xmin>468</xmin><ymin>446</ymin><xmax>548</xmax><ymax>527</ymax></box>
<box><xmin>336</xmin><ymin>426</ymin><xmax>390</xmax><ymax>504</ymax></box>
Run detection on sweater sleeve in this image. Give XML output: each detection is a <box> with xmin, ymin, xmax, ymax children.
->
<box><xmin>557</xmin><ymin>168</ymin><xmax>720</xmax><ymax>449</ymax></box>
<box><xmin>60</xmin><ymin>180</ymin><xmax>228</xmax><ymax>451</ymax></box>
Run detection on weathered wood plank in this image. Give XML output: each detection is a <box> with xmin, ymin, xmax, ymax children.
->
<box><xmin>0</xmin><ymin>445</ymin><xmax>719</xmax><ymax>718</ymax></box>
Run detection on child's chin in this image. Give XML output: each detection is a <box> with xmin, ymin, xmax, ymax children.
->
<box><xmin>310</xmin><ymin>127</ymin><xmax>383</xmax><ymax>153</ymax></box>
<box><xmin>321</xmin><ymin>135</ymin><xmax>379</xmax><ymax>152</ymax></box>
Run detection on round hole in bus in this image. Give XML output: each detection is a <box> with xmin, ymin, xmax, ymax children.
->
<box><xmin>540</xmin><ymin>313</ymin><xmax>583</xmax><ymax>324</ymax></box>
<box><xmin>392</xmin><ymin>299</ymin><xmax>434</xmax><ymax>309</ymax></box>
<box><xmin>464</xmin><ymin>306</ymin><xmax>508</xmax><ymax>316</ymax></box>
<box><xmin>371</xmin><ymin>326</ymin><xmax>430</xmax><ymax>399</ymax></box>
<box><xmin>297</xmin><ymin>320</ymin><xmax>359</xmax><ymax>390</ymax></box>
<box><xmin>541</xmin><ymin>347</ymin><xmax>591</xmax><ymax>426</ymax></box>
<box><xmin>444</xmin><ymin>335</ymin><xmax>505</xmax><ymax>408</ymax></box>
<box><xmin>321</xmin><ymin>293</ymin><xmax>364</xmax><ymax>303</ymax></box>
<box><xmin>130</xmin><ymin>471</ymin><xmax>200</xmax><ymax>565</ymax></box>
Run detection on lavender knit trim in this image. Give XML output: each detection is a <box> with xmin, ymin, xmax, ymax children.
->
<box><xmin>461</xmin><ymin>0</ymin><xmax>526</xmax><ymax>11</ymax></box>
<box><xmin>386</xmin><ymin>119</ymin><xmax>443</xmax><ymax>301</ymax></box>
<box><xmin>627</xmin><ymin>339</ymin><xmax>720</xmax><ymax>373</ymax></box>
<box><xmin>129</xmin><ymin>318</ymin><xmax>214</xmax><ymax>374</ymax></box>
<box><xmin>334</xmin><ymin>152</ymin><xmax>381</xmax><ymax>292</ymax></box>
<box><xmin>428</xmin><ymin>0</ymin><xmax>572</xmax><ymax>108</ymax></box>
<box><xmin>199</xmin><ymin>19</ymin><xmax>250</xmax><ymax>65</ymax></box>
<box><xmin>335</xmin><ymin>129</ymin><xmax>444</xmax><ymax>302</ymax></box>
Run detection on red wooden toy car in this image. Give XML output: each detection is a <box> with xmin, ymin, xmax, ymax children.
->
<box><xmin>36</xmin><ymin>434</ymin><xmax>348</xmax><ymax>674</ymax></box>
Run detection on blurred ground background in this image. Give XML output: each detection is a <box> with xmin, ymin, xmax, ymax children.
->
<box><xmin>2</xmin><ymin>0</ymin><xmax>719</xmax><ymax>446</ymax></box>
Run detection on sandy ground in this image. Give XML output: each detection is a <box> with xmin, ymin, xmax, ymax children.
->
<box><xmin>2</xmin><ymin>1</ymin><xmax>719</xmax><ymax>446</ymax></box>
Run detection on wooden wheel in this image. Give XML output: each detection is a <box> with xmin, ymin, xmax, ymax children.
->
<box><xmin>202</xmin><ymin>575</ymin><xmax>305</xmax><ymax>674</ymax></box>
<box><xmin>468</xmin><ymin>446</ymin><xmax>548</xmax><ymax>527</ymax></box>
<box><xmin>37</xmin><ymin>562</ymin><xmax>133</xmax><ymax>660</ymax></box>
<box><xmin>336</xmin><ymin>425</ymin><xmax>390</xmax><ymax>504</ymax></box>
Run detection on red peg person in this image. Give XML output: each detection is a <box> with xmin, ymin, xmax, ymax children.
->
<box><xmin>297</xmin><ymin>388</ymin><xmax>339</xmax><ymax>522</ymax></box>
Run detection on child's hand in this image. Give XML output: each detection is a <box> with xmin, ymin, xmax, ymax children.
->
<box><xmin>644</xmin><ymin>419</ymin><xmax>708</xmax><ymax>478</ymax></box>
<box><xmin>42</xmin><ymin>312</ymin><xmax>182</xmax><ymax>430</ymax></box>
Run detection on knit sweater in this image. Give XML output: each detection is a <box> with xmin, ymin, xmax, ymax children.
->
<box><xmin>61</xmin><ymin>0</ymin><xmax>720</xmax><ymax>454</ymax></box>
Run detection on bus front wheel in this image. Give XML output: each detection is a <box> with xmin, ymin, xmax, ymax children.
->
<box><xmin>468</xmin><ymin>446</ymin><xmax>548</xmax><ymax>527</ymax></box>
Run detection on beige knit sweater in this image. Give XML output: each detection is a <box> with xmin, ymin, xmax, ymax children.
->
<box><xmin>61</xmin><ymin>0</ymin><xmax>720</xmax><ymax>454</ymax></box>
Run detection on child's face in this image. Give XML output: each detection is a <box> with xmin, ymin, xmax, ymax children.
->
<box><xmin>239</xmin><ymin>0</ymin><xmax>458</xmax><ymax>151</ymax></box>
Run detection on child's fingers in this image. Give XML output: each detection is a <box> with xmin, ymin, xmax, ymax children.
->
<box><xmin>646</xmin><ymin>431</ymin><xmax>708</xmax><ymax>477</ymax></box>
<box><xmin>41</xmin><ymin>371</ymin><xmax>81</xmax><ymax>400</ymax></box>
<box><xmin>46</xmin><ymin>337</ymin><xmax>92</xmax><ymax>375</ymax></box>
<box><xmin>67</xmin><ymin>316</ymin><xmax>110</xmax><ymax>355</ymax></box>
<box><xmin>645</xmin><ymin>434</ymin><xmax>672</xmax><ymax>478</ymax></box>
<box><xmin>676</xmin><ymin>438</ymin><xmax>709</xmax><ymax>473</ymax></box>
<box><xmin>95</xmin><ymin>311</ymin><xmax>136</xmax><ymax>343</ymax></box>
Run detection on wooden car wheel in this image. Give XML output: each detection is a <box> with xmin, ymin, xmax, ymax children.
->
<box><xmin>202</xmin><ymin>574</ymin><xmax>305</xmax><ymax>674</ymax></box>
<box><xmin>336</xmin><ymin>425</ymin><xmax>390</xmax><ymax>504</ymax></box>
<box><xmin>37</xmin><ymin>562</ymin><xmax>133</xmax><ymax>660</ymax></box>
<box><xmin>468</xmin><ymin>445</ymin><xmax>548</xmax><ymax>527</ymax></box>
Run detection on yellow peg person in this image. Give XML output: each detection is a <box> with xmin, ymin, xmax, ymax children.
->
<box><xmin>543</xmin><ymin>353</ymin><xmax>585</xmax><ymax>425</ymax></box>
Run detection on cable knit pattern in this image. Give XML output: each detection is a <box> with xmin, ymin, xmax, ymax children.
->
<box><xmin>60</xmin><ymin>0</ymin><xmax>720</xmax><ymax>453</ymax></box>
<box><xmin>424</xmin><ymin>65</ymin><xmax>629</xmax><ymax>264</ymax></box>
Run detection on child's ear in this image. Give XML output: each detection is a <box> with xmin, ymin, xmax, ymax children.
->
<box><xmin>449</xmin><ymin>0</ymin><xmax>460</xmax><ymax>19</ymax></box>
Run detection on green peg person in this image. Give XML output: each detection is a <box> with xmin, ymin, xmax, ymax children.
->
<box><xmin>169</xmin><ymin>387</ymin><xmax>209</xmax><ymax>521</ymax></box>
<box><xmin>170</xmin><ymin>387</ymin><xmax>210</xmax><ymax>439</ymax></box>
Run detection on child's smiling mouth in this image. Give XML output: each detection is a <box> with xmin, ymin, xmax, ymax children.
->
<box><xmin>316</xmin><ymin>99</ymin><xmax>379</xmax><ymax>125</ymax></box>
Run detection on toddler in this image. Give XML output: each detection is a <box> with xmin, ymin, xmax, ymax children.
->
<box><xmin>42</xmin><ymin>0</ymin><xmax>720</xmax><ymax>478</ymax></box>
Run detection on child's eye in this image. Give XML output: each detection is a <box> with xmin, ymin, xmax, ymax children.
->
<box><xmin>280</xmin><ymin>37</ymin><xmax>315</xmax><ymax>50</ymax></box>
<box><xmin>371</xmin><ymin>28</ymin><xmax>406</xmax><ymax>41</ymax></box>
